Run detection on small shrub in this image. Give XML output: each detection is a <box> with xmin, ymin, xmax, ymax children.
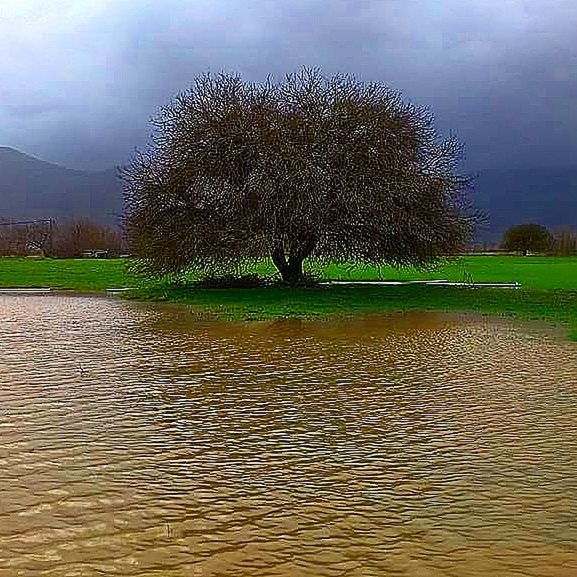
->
<box><xmin>193</xmin><ymin>274</ymin><xmax>270</xmax><ymax>289</ymax></box>
<box><xmin>276</xmin><ymin>272</ymin><xmax>319</xmax><ymax>287</ymax></box>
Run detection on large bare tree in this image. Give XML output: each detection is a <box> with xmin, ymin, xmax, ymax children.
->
<box><xmin>123</xmin><ymin>67</ymin><xmax>475</xmax><ymax>285</ymax></box>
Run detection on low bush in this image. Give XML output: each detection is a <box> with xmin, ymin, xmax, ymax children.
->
<box><xmin>192</xmin><ymin>274</ymin><xmax>270</xmax><ymax>289</ymax></box>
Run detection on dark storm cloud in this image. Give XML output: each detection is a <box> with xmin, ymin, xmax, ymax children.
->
<box><xmin>1</xmin><ymin>0</ymin><xmax>576</xmax><ymax>170</ymax></box>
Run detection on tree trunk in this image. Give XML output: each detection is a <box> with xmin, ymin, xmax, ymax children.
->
<box><xmin>271</xmin><ymin>239</ymin><xmax>315</xmax><ymax>286</ymax></box>
<box><xmin>282</xmin><ymin>256</ymin><xmax>305</xmax><ymax>285</ymax></box>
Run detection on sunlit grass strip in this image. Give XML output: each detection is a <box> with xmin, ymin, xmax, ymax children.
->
<box><xmin>1</xmin><ymin>256</ymin><xmax>577</xmax><ymax>291</ymax></box>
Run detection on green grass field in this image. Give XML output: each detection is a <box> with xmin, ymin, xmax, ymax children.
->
<box><xmin>1</xmin><ymin>255</ymin><xmax>576</xmax><ymax>290</ymax></box>
<box><xmin>1</xmin><ymin>256</ymin><xmax>576</xmax><ymax>339</ymax></box>
<box><xmin>0</xmin><ymin>257</ymin><xmax>135</xmax><ymax>291</ymax></box>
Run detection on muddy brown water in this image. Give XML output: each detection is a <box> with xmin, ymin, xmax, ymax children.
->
<box><xmin>0</xmin><ymin>295</ymin><xmax>576</xmax><ymax>577</ymax></box>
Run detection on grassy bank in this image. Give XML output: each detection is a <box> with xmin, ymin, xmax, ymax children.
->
<box><xmin>1</xmin><ymin>256</ymin><xmax>576</xmax><ymax>339</ymax></box>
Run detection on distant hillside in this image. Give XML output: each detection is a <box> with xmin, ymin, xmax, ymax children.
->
<box><xmin>473</xmin><ymin>167</ymin><xmax>577</xmax><ymax>242</ymax></box>
<box><xmin>0</xmin><ymin>147</ymin><xmax>122</xmax><ymax>225</ymax></box>
<box><xmin>1</xmin><ymin>147</ymin><xmax>576</xmax><ymax>241</ymax></box>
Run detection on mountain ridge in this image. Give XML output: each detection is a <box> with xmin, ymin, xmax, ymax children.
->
<box><xmin>0</xmin><ymin>147</ymin><xmax>123</xmax><ymax>225</ymax></box>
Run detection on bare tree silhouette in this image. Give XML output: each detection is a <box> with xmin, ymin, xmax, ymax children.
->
<box><xmin>122</xmin><ymin>67</ymin><xmax>476</xmax><ymax>285</ymax></box>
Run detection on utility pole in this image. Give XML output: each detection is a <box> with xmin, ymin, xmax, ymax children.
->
<box><xmin>48</xmin><ymin>218</ymin><xmax>54</xmax><ymax>257</ymax></box>
<box><xmin>0</xmin><ymin>218</ymin><xmax>54</xmax><ymax>256</ymax></box>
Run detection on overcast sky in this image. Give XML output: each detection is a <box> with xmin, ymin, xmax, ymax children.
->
<box><xmin>1</xmin><ymin>0</ymin><xmax>576</xmax><ymax>171</ymax></box>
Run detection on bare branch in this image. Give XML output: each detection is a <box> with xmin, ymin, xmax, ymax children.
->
<box><xmin>123</xmin><ymin>67</ymin><xmax>477</xmax><ymax>284</ymax></box>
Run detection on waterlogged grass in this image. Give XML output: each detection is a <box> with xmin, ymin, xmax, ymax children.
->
<box><xmin>126</xmin><ymin>284</ymin><xmax>577</xmax><ymax>339</ymax></box>
<box><xmin>0</xmin><ymin>255</ymin><xmax>576</xmax><ymax>339</ymax></box>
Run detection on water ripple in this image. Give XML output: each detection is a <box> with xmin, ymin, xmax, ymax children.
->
<box><xmin>0</xmin><ymin>295</ymin><xmax>576</xmax><ymax>576</ymax></box>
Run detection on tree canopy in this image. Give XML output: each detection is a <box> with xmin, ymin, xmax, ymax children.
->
<box><xmin>502</xmin><ymin>223</ymin><xmax>553</xmax><ymax>255</ymax></box>
<box><xmin>122</xmin><ymin>67</ymin><xmax>476</xmax><ymax>284</ymax></box>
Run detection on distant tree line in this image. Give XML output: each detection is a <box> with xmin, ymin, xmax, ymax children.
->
<box><xmin>501</xmin><ymin>223</ymin><xmax>577</xmax><ymax>256</ymax></box>
<box><xmin>550</xmin><ymin>226</ymin><xmax>577</xmax><ymax>255</ymax></box>
<box><xmin>0</xmin><ymin>218</ymin><xmax>126</xmax><ymax>258</ymax></box>
<box><xmin>0</xmin><ymin>215</ymin><xmax>573</xmax><ymax>259</ymax></box>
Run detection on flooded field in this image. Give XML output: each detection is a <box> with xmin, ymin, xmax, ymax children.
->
<box><xmin>0</xmin><ymin>295</ymin><xmax>576</xmax><ymax>576</ymax></box>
